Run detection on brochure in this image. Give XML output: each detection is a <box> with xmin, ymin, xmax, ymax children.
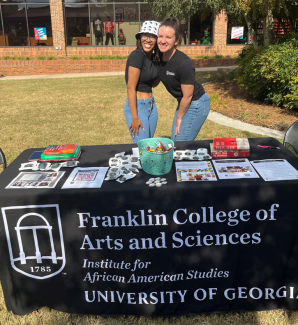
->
<box><xmin>212</xmin><ymin>158</ymin><xmax>259</xmax><ymax>179</ymax></box>
<box><xmin>6</xmin><ymin>171</ymin><xmax>65</xmax><ymax>189</ymax></box>
<box><xmin>250</xmin><ymin>159</ymin><xmax>298</xmax><ymax>181</ymax></box>
<box><xmin>62</xmin><ymin>167</ymin><xmax>108</xmax><ymax>189</ymax></box>
<box><xmin>175</xmin><ymin>161</ymin><xmax>217</xmax><ymax>182</ymax></box>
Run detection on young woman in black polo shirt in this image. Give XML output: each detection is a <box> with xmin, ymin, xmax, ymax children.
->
<box><xmin>124</xmin><ymin>21</ymin><xmax>160</xmax><ymax>143</ymax></box>
<box><xmin>157</xmin><ymin>17</ymin><xmax>210</xmax><ymax>141</ymax></box>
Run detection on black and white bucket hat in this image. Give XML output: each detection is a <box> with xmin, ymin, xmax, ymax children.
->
<box><xmin>135</xmin><ymin>20</ymin><xmax>160</xmax><ymax>39</ymax></box>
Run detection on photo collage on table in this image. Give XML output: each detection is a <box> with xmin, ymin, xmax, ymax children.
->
<box><xmin>6</xmin><ymin>171</ymin><xmax>65</xmax><ymax>189</ymax></box>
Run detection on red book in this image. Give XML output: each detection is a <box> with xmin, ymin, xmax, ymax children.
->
<box><xmin>210</xmin><ymin>143</ymin><xmax>250</xmax><ymax>158</ymax></box>
<box><xmin>213</xmin><ymin>138</ymin><xmax>250</xmax><ymax>150</ymax></box>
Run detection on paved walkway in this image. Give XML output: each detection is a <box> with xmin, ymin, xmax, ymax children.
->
<box><xmin>0</xmin><ymin>65</ymin><xmax>284</xmax><ymax>139</ymax></box>
<box><xmin>208</xmin><ymin>111</ymin><xmax>284</xmax><ymax>139</ymax></box>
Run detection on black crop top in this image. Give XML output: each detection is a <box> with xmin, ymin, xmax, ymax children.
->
<box><xmin>125</xmin><ymin>49</ymin><xmax>159</xmax><ymax>93</ymax></box>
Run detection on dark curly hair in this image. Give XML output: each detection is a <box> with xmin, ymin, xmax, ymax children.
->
<box><xmin>160</xmin><ymin>17</ymin><xmax>183</xmax><ymax>45</ymax></box>
<box><xmin>136</xmin><ymin>36</ymin><xmax>160</xmax><ymax>63</ymax></box>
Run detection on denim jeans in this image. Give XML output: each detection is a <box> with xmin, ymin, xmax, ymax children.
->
<box><xmin>171</xmin><ymin>93</ymin><xmax>210</xmax><ymax>141</ymax></box>
<box><xmin>124</xmin><ymin>96</ymin><xmax>158</xmax><ymax>144</ymax></box>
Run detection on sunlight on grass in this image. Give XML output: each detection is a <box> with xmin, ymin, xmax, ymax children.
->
<box><xmin>0</xmin><ymin>75</ymin><xmax>292</xmax><ymax>325</ymax></box>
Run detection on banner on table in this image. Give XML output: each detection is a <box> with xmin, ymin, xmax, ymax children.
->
<box><xmin>2</xmin><ymin>199</ymin><xmax>298</xmax><ymax>316</ymax></box>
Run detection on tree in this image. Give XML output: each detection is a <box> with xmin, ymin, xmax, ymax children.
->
<box><xmin>144</xmin><ymin>0</ymin><xmax>297</xmax><ymax>48</ymax></box>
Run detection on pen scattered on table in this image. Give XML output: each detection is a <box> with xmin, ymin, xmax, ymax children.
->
<box><xmin>258</xmin><ymin>145</ymin><xmax>280</xmax><ymax>149</ymax></box>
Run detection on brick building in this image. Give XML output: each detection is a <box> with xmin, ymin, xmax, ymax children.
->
<box><xmin>0</xmin><ymin>1</ymin><xmax>247</xmax><ymax>75</ymax></box>
<box><xmin>0</xmin><ymin>0</ymin><xmax>248</xmax><ymax>57</ymax></box>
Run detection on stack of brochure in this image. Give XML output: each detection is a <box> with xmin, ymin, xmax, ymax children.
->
<box><xmin>40</xmin><ymin>144</ymin><xmax>81</xmax><ymax>162</ymax></box>
<box><xmin>210</xmin><ymin>138</ymin><xmax>250</xmax><ymax>158</ymax></box>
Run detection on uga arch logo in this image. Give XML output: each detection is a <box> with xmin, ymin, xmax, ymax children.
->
<box><xmin>1</xmin><ymin>204</ymin><xmax>66</xmax><ymax>279</ymax></box>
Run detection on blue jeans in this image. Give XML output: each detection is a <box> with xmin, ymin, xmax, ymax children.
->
<box><xmin>171</xmin><ymin>93</ymin><xmax>210</xmax><ymax>141</ymax></box>
<box><xmin>124</xmin><ymin>96</ymin><xmax>158</xmax><ymax>144</ymax></box>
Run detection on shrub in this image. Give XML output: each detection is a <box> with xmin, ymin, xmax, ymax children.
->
<box><xmin>37</xmin><ymin>56</ymin><xmax>46</xmax><ymax>60</ymax></box>
<box><xmin>194</xmin><ymin>55</ymin><xmax>210</xmax><ymax>59</ymax></box>
<box><xmin>236</xmin><ymin>39</ymin><xmax>298</xmax><ymax>110</ymax></box>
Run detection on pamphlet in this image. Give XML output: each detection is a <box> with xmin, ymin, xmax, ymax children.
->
<box><xmin>250</xmin><ymin>159</ymin><xmax>298</xmax><ymax>181</ymax></box>
<box><xmin>6</xmin><ymin>171</ymin><xmax>65</xmax><ymax>189</ymax></box>
<box><xmin>62</xmin><ymin>167</ymin><xmax>108</xmax><ymax>189</ymax></box>
<box><xmin>175</xmin><ymin>161</ymin><xmax>217</xmax><ymax>182</ymax></box>
<box><xmin>212</xmin><ymin>158</ymin><xmax>259</xmax><ymax>179</ymax></box>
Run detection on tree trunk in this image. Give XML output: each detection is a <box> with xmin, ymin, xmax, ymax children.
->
<box><xmin>290</xmin><ymin>17</ymin><xmax>296</xmax><ymax>33</ymax></box>
<box><xmin>245</xmin><ymin>12</ymin><xmax>258</xmax><ymax>49</ymax></box>
<box><xmin>263</xmin><ymin>9</ymin><xmax>274</xmax><ymax>46</ymax></box>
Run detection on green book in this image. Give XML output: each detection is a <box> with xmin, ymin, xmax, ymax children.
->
<box><xmin>41</xmin><ymin>145</ymin><xmax>81</xmax><ymax>160</ymax></box>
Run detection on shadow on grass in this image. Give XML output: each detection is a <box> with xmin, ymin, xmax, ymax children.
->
<box><xmin>195</xmin><ymin>70</ymin><xmax>237</xmax><ymax>85</ymax></box>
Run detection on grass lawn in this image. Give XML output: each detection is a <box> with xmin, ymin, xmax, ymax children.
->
<box><xmin>0</xmin><ymin>73</ymin><xmax>291</xmax><ymax>325</ymax></box>
<box><xmin>0</xmin><ymin>70</ymin><xmax>268</xmax><ymax>168</ymax></box>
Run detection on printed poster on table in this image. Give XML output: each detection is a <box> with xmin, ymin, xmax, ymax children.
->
<box><xmin>6</xmin><ymin>171</ymin><xmax>65</xmax><ymax>188</ymax></box>
<box><xmin>62</xmin><ymin>167</ymin><xmax>108</xmax><ymax>188</ymax></box>
<box><xmin>175</xmin><ymin>161</ymin><xmax>217</xmax><ymax>181</ymax></box>
<box><xmin>213</xmin><ymin>158</ymin><xmax>259</xmax><ymax>179</ymax></box>
<box><xmin>250</xmin><ymin>159</ymin><xmax>298</xmax><ymax>181</ymax></box>
<box><xmin>231</xmin><ymin>26</ymin><xmax>244</xmax><ymax>39</ymax></box>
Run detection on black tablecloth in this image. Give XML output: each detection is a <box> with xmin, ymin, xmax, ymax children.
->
<box><xmin>1</xmin><ymin>138</ymin><xmax>298</xmax><ymax>316</ymax></box>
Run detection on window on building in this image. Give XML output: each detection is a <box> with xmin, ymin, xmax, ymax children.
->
<box><xmin>0</xmin><ymin>0</ymin><xmax>53</xmax><ymax>46</ymax></box>
<box><xmin>2</xmin><ymin>5</ymin><xmax>28</xmax><ymax>46</ymax></box>
<box><xmin>0</xmin><ymin>7</ymin><xmax>4</xmax><ymax>45</ymax></box>
<box><xmin>65</xmin><ymin>4</ymin><xmax>89</xmax><ymax>46</ymax></box>
<box><xmin>66</xmin><ymin>2</ymin><xmax>140</xmax><ymax>46</ymax></box>
<box><xmin>64</xmin><ymin>1</ymin><xmax>215</xmax><ymax>47</ymax></box>
<box><xmin>27</xmin><ymin>4</ymin><xmax>53</xmax><ymax>46</ymax></box>
<box><xmin>189</xmin><ymin>13</ymin><xmax>212</xmax><ymax>45</ymax></box>
<box><xmin>0</xmin><ymin>0</ymin><xmax>23</xmax><ymax>3</ymax></box>
<box><xmin>179</xmin><ymin>18</ymin><xmax>189</xmax><ymax>45</ymax></box>
<box><xmin>114</xmin><ymin>4</ymin><xmax>139</xmax><ymax>46</ymax></box>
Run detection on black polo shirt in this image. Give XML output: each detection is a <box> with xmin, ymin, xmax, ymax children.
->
<box><xmin>125</xmin><ymin>49</ymin><xmax>158</xmax><ymax>93</ymax></box>
<box><xmin>158</xmin><ymin>49</ymin><xmax>205</xmax><ymax>101</ymax></box>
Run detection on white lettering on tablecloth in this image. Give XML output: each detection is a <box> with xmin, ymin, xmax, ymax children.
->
<box><xmin>77</xmin><ymin>204</ymin><xmax>279</xmax><ymax>250</ymax></box>
<box><xmin>83</xmin><ymin>286</ymin><xmax>298</xmax><ymax>304</ymax></box>
<box><xmin>84</xmin><ymin>290</ymin><xmax>187</xmax><ymax>303</ymax></box>
<box><xmin>77</xmin><ymin>210</ymin><xmax>167</xmax><ymax>228</ymax></box>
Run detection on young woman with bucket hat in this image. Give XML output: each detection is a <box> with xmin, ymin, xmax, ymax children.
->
<box><xmin>124</xmin><ymin>20</ymin><xmax>160</xmax><ymax>143</ymax></box>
